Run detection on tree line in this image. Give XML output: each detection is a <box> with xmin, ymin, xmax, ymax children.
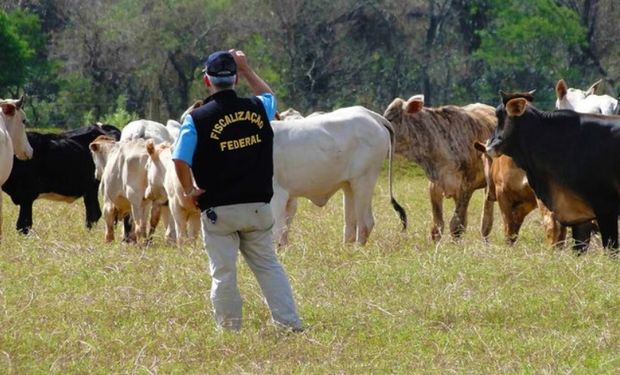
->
<box><xmin>1</xmin><ymin>0</ymin><xmax>618</xmax><ymax>129</ymax></box>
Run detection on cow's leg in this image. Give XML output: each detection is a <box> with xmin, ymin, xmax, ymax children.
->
<box><xmin>593</xmin><ymin>208</ymin><xmax>618</xmax><ymax>253</ymax></box>
<box><xmin>188</xmin><ymin>213</ymin><xmax>201</xmax><ymax>243</ymax></box>
<box><xmin>83</xmin><ymin>187</ymin><xmax>102</xmax><ymax>229</ymax></box>
<box><xmin>342</xmin><ymin>183</ymin><xmax>357</xmax><ymax>243</ymax></box>
<box><xmin>131</xmin><ymin>200</ymin><xmax>149</xmax><ymax>244</ymax></box>
<box><xmin>450</xmin><ymin>190</ymin><xmax>473</xmax><ymax>240</ymax></box>
<box><xmin>16</xmin><ymin>201</ymin><xmax>33</xmax><ymax>235</ymax></box>
<box><xmin>497</xmin><ymin>194</ymin><xmax>516</xmax><ymax>244</ymax></box>
<box><xmin>271</xmin><ymin>184</ymin><xmax>291</xmax><ymax>247</ymax></box>
<box><xmin>537</xmin><ymin>199</ymin><xmax>566</xmax><ymax>247</ymax></box>
<box><xmin>480</xmin><ymin>188</ymin><xmax>494</xmax><ymax>241</ymax></box>
<box><xmin>351</xmin><ymin>177</ymin><xmax>376</xmax><ymax>245</ymax></box>
<box><xmin>571</xmin><ymin>222</ymin><xmax>595</xmax><ymax>254</ymax></box>
<box><xmin>103</xmin><ymin>203</ymin><xmax>115</xmax><ymax>243</ymax></box>
<box><xmin>148</xmin><ymin>202</ymin><xmax>161</xmax><ymax>239</ymax></box>
<box><xmin>160</xmin><ymin>204</ymin><xmax>176</xmax><ymax>244</ymax></box>
<box><xmin>170</xmin><ymin>201</ymin><xmax>187</xmax><ymax>246</ymax></box>
<box><xmin>429</xmin><ymin>182</ymin><xmax>444</xmax><ymax>241</ymax></box>
<box><xmin>0</xmin><ymin>191</ymin><xmax>3</xmax><ymax>241</ymax></box>
<box><xmin>122</xmin><ymin>215</ymin><xmax>135</xmax><ymax>243</ymax></box>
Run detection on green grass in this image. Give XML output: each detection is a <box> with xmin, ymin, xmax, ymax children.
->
<box><xmin>1</xmin><ymin>157</ymin><xmax>619</xmax><ymax>374</ymax></box>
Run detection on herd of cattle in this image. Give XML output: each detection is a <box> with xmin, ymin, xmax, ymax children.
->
<box><xmin>0</xmin><ymin>78</ymin><xmax>618</xmax><ymax>253</ymax></box>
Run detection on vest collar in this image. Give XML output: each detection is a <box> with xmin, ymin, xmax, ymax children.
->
<box><xmin>204</xmin><ymin>89</ymin><xmax>238</xmax><ymax>104</ymax></box>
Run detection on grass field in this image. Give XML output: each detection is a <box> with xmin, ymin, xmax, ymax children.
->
<box><xmin>1</xmin><ymin>158</ymin><xmax>619</xmax><ymax>374</ymax></box>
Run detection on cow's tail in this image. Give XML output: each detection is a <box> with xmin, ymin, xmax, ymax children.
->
<box><xmin>373</xmin><ymin>111</ymin><xmax>407</xmax><ymax>230</ymax></box>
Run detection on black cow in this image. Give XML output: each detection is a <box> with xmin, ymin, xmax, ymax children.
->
<box><xmin>486</xmin><ymin>91</ymin><xmax>620</xmax><ymax>253</ymax></box>
<box><xmin>2</xmin><ymin>124</ymin><xmax>121</xmax><ymax>234</ymax></box>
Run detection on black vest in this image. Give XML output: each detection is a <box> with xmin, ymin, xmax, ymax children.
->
<box><xmin>190</xmin><ymin>90</ymin><xmax>274</xmax><ymax>209</ymax></box>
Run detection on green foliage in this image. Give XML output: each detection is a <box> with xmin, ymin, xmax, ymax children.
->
<box><xmin>0</xmin><ymin>10</ymin><xmax>34</xmax><ymax>94</ymax></box>
<box><xmin>473</xmin><ymin>0</ymin><xmax>587</xmax><ymax>106</ymax></box>
<box><xmin>3</xmin><ymin>0</ymin><xmax>619</xmax><ymax>125</ymax></box>
<box><xmin>85</xmin><ymin>95</ymin><xmax>138</xmax><ymax>128</ymax></box>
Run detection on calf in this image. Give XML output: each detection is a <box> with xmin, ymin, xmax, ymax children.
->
<box><xmin>383</xmin><ymin>95</ymin><xmax>496</xmax><ymax>241</ymax></box>
<box><xmin>145</xmin><ymin>141</ymin><xmax>200</xmax><ymax>245</ymax></box>
<box><xmin>474</xmin><ymin>141</ymin><xmax>566</xmax><ymax>245</ymax></box>
<box><xmin>90</xmin><ymin>138</ymin><xmax>152</xmax><ymax>243</ymax></box>
<box><xmin>2</xmin><ymin>124</ymin><xmax>120</xmax><ymax>234</ymax></box>
<box><xmin>486</xmin><ymin>92</ymin><xmax>620</xmax><ymax>253</ymax></box>
<box><xmin>271</xmin><ymin>106</ymin><xmax>407</xmax><ymax>246</ymax></box>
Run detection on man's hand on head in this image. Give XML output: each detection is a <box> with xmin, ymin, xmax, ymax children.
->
<box><xmin>229</xmin><ymin>49</ymin><xmax>250</xmax><ymax>75</ymax></box>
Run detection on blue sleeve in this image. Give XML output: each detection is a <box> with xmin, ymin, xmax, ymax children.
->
<box><xmin>171</xmin><ymin>114</ymin><xmax>197</xmax><ymax>166</ymax></box>
<box><xmin>256</xmin><ymin>93</ymin><xmax>277</xmax><ymax>121</ymax></box>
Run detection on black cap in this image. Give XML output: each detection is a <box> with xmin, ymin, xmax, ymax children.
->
<box><xmin>203</xmin><ymin>51</ymin><xmax>237</xmax><ymax>77</ymax></box>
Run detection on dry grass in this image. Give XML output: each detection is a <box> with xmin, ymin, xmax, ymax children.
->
<box><xmin>0</xmin><ymin>158</ymin><xmax>619</xmax><ymax>374</ymax></box>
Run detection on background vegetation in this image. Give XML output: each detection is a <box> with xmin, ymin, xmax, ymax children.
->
<box><xmin>1</xmin><ymin>160</ymin><xmax>619</xmax><ymax>373</ymax></box>
<box><xmin>1</xmin><ymin>0</ymin><xmax>619</xmax><ymax>129</ymax></box>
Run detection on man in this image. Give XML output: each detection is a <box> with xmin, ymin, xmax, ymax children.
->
<box><xmin>172</xmin><ymin>49</ymin><xmax>302</xmax><ymax>332</ymax></box>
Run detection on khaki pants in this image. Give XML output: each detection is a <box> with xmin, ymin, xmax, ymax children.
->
<box><xmin>201</xmin><ymin>202</ymin><xmax>301</xmax><ymax>331</ymax></box>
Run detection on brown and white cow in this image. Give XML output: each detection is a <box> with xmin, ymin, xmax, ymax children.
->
<box><xmin>383</xmin><ymin>95</ymin><xmax>496</xmax><ymax>241</ymax></box>
<box><xmin>0</xmin><ymin>96</ymin><xmax>33</xmax><ymax>241</ymax></box>
<box><xmin>145</xmin><ymin>141</ymin><xmax>200</xmax><ymax>246</ymax></box>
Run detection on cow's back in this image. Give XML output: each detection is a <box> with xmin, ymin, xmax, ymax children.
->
<box><xmin>272</xmin><ymin>106</ymin><xmax>390</xmax><ymax>197</ymax></box>
<box><xmin>399</xmin><ymin>103</ymin><xmax>496</xmax><ymax>195</ymax></box>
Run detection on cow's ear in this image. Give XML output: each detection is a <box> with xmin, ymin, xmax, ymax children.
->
<box><xmin>473</xmin><ymin>141</ymin><xmax>487</xmax><ymax>153</ymax></box>
<box><xmin>0</xmin><ymin>103</ymin><xmax>16</xmax><ymax>116</ymax></box>
<box><xmin>506</xmin><ymin>98</ymin><xmax>528</xmax><ymax>117</ymax></box>
<box><xmin>404</xmin><ymin>95</ymin><xmax>424</xmax><ymax>114</ymax></box>
<box><xmin>89</xmin><ymin>143</ymin><xmax>100</xmax><ymax>152</ymax></box>
<box><xmin>586</xmin><ymin>79</ymin><xmax>602</xmax><ymax>96</ymax></box>
<box><xmin>555</xmin><ymin>79</ymin><xmax>567</xmax><ymax>99</ymax></box>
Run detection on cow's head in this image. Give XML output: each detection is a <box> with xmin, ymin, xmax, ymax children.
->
<box><xmin>555</xmin><ymin>78</ymin><xmax>602</xmax><ymax>111</ymax></box>
<box><xmin>0</xmin><ymin>96</ymin><xmax>33</xmax><ymax>160</ymax></box>
<box><xmin>145</xmin><ymin>140</ymin><xmax>171</xmax><ymax>203</ymax></box>
<box><xmin>89</xmin><ymin>135</ymin><xmax>118</xmax><ymax>180</ymax></box>
<box><xmin>486</xmin><ymin>92</ymin><xmax>531</xmax><ymax>158</ymax></box>
<box><xmin>384</xmin><ymin>94</ymin><xmax>424</xmax><ymax>122</ymax></box>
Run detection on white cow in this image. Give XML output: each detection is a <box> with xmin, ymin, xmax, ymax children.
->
<box><xmin>555</xmin><ymin>79</ymin><xmax>619</xmax><ymax>115</ymax></box>
<box><xmin>121</xmin><ymin>119</ymin><xmax>175</xmax><ymax>144</ymax></box>
<box><xmin>271</xmin><ymin>105</ymin><xmax>407</xmax><ymax>246</ymax></box>
<box><xmin>89</xmin><ymin>137</ymin><xmax>153</xmax><ymax>243</ymax></box>
<box><xmin>145</xmin><ymin>141</ymin><xmax>200</xmax><ymax>246</ymax></box>
<box><xmin>0</xmin><ymin>96</ymin><xmax>34</xmax><ymax>240</ymax></box>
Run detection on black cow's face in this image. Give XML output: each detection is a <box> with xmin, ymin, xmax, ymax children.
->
<box><xmin>486</xmin><ymin>94</ymin><xmax>531</xmax><ymax>158</ymax></box>
<box><xmin>486</xmin><ymin>104</ymin><xmax>512</xmax><ymax>157</ymax></box>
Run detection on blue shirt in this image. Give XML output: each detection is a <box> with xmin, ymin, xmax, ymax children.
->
<box><xmin>172</xmin><ymin>92</ymin><xmax>276</xmax><ymax>165</ymax></box>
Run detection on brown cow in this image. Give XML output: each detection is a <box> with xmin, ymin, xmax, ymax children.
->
<box><xmin>384</xmin><ymin>95</ymin><xmax>496</xmax><ymax>240</ymax></box>
<box><xmin>474</xmin><ymin>142</ymin><xmax>566</xmax><ymax>245</ymax></box>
